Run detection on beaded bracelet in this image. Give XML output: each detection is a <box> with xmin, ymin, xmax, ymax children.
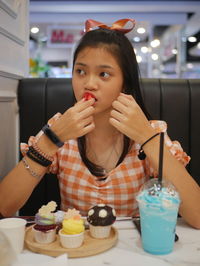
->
<box><xmin>22</xmin><ymin>157</ymin><xmax>43</xmax><ymax>179</ymax></box>
<box><xmin>32</xmin><ymin>142</ymin><xmax>54</xmax><ymax>162</ymax></box>
<box><xmin>138</xmin><ymin>132</ymin><xmax>160</xmax><ymax>160</ymax></box>
<box><xmin>27</xmin><ymin>146</ymin><xmax>52</xmax><ymax>167</ymax></box>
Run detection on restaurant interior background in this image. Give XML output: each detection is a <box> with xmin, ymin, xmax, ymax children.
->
<box><xmin>29</xmin><ymin>0</ymin><xmax>200</xmax><ymax>79</ymax></box>
<box><xmin>1</xmin><ymin>1</ymin><xmax>200</xmax><ymax>180</ymax></box>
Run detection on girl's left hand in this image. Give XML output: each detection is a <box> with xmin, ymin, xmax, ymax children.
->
<box><xmin>109</xmin><ymin>93</ymin><xmax>156</xmax><ymax>144</ymax></box>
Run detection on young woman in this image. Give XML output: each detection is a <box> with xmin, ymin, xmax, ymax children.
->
<box><xmin>0</xmin><ymin>19</ymin><xmax>199</xmax><ymax>228</ymax></box>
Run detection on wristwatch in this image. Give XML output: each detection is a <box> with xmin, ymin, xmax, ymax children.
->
<box><xmin>42</xmin><ymin>124</ymin><xmax>64</xmax><ymax>148</ymax></box>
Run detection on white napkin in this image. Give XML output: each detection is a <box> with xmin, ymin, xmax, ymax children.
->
<box><xmin>12</xmin><ymin>253</ymin><xmax>68</xmax><ymax>266</ymax></box>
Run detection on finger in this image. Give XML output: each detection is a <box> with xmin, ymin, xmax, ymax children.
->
<box><xmin>79</xmin><ymin>106</ymin><xmax>95</xmax><ymax>119</ymax></box>
<box><xmin>81</xmin><ymin>116</ymin><xmax>93</xmax><ymax>127</ymax></box>
<box><xmin>75</xmin><ymin>98</ymin><xmax>95</xmax><ymax>112</ymax></box>
<box><xmin>81</xmin><ymin>122</ymin><xmax>95</xmax><ymax>136</ymax></box>
<box><xmin>120</xmin><ymin>92</ymin><xmax>133</xmax><ymax>100</ymax></box>
<box><xmin>109</xmin><ymin>117</ymin><xmax>125</xmax><ymax>134</ymax></box>
<box><xmin>117</xmin><ymin>94</ymin><xmax>134</xmax><ymax>106</ymax></box>
<box><xmin>110</xmin><ymin>109</ymin><xmax>125</xmax><ymax>122</ymax></box>
<box><xmin>112</xmin><ymin>100</ymin><xmax>127</xmax><ymax>114</ymax></box>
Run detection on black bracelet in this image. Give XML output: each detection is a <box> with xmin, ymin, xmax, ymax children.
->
<box><xmin>29</xmin><ymin>146</ymin><xmax>52</xmax><ymax>165</ymax></box>
<box><xmin>27</xmin><ymin>151</ymin><xmax>51</xmax><ymax>167</ymax></box>
<box><xmin>138</xmin><ymin>133</ymin><xmax>160</xmax><ymax>160</ymax></box>
<box><xmin>42</xmin><ymin>124</ymin><xmax>64</xmax><ymax>148</ymax></box>
<box><xmin>27</xmin><ymin>147</ymin><xmax>52</xmax><ymax>167</ymax></box>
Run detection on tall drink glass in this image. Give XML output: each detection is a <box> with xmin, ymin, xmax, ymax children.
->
<box><xmin>136</xmin><ymin>179</ymin><xmax>180</xmax><ymax>255</ymax></box>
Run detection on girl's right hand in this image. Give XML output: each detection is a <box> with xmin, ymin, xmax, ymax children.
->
<box><xmin>50</xmin><ymin>98</ymin><xmax>95</xmax><ymax>141</ymax></box>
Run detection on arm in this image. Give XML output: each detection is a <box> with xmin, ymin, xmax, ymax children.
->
<box><xmin>110</xmin><ymin>93</ymin><xmax>200</xmax><ymax>229</ymax></box>
<box><xmin>0</xmin><ymin>98</ymin><xmax>95</xmax><ymax>217</ymax></box>
<box><xmin>0</xmin><ymin>135</ymin><xmax>58</xmax><ymax>217</ymax></box>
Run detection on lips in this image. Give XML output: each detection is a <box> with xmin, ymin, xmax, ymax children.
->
<box><xmin>83</xmin><ymin>92</ymin><xmax>96</xmax><ymax>101</ymax></box>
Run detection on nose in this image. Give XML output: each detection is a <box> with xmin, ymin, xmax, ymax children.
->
<box><xmin>84</xmin><ymin>75</ymin><xmax>98</xmax><ymax>91</ymax></box>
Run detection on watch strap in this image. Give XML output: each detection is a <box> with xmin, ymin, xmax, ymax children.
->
<box><xmin>42</xmin><ymin>124</ymin><xmax>64</xmax><ymax>148</ymax></box>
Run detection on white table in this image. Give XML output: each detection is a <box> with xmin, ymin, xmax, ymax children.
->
<box><xmin>16</xmin><ymin>218</ymin><xmax>200</xmax><ymax>266</ymax></box>
<box><xmin>69</xmin><ymin>218</ymin><xmax>200</xmax><ymax>266</ymax></box>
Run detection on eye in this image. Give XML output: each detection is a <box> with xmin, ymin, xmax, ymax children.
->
<box><xmin>76</xmin><ymin>69</ymin><xmax>85</xmax><ymax>76</ymax></box>
<box><xmin>100</xmin><ymin>72</ymin><xmax>110</xmax><ymax>78</ymax></box>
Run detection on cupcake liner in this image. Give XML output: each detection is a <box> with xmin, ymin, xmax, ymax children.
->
<box><xmin>32</xmin><ymin>226</ymin><xmax>56</xmax><ymax>244</ymax></box>
<box><xmin>33</xmin><ymin>224</ymin><xmax>57</xmax><ymax>231</ymax></box>
<box><xmin>59</xmin><ymin>230</ymin><xmax>84</xmax><ymax>248</ymax></box>
<box><xmin>89</xmin><ymin>224</ymin><xmax>111</xmax><ymax>239</ymax></box>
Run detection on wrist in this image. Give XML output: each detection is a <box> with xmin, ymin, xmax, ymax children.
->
<box><xmin>137</xmin><ymin>128</ymin><xmax>157</xmax><ymax>145</ymax></box>
<box><xmin>37</xmin><ymin>134</ymin><xmax>59</xmax><ymax>156</ymax></box>
<box><xmin>138</xmin><ymin>132</ymin><xmax>160</xmax><ymax>160</ymax></box>
<box><xmin>42</xmin><ymin>124</ymin><xmax>64</xmax><ymax>148</ymax></box>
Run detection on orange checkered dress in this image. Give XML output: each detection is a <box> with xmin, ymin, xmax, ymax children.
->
<box><xmin>21</xmin><ymin>114</ymin><xmax>190</xmax><ymax>216</ymax></box>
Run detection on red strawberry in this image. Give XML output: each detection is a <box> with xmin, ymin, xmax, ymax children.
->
<box><xmin>83</xmin><ymin>92</ymin><xmax>95</xmax><ymax>101</ymax></box>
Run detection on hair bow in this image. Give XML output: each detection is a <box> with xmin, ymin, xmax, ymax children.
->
<box><xmin>85</xmin><ymin>18</ymin><xmax>136</xmax><ymax>34</ymax></box>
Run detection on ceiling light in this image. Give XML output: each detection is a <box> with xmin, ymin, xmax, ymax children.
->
<box><xmin>151</xmin><ymin>53</ymin><xmax>159</xmax><ymax>61</ymax></box>
<box><xmin>150</xmin><ymin>39</ymin><xmax>160</xmax><ymax>48</ymax></box>
<box><xmin>137</xmin><ymin>27</ymin><xmax>146</xmax><ymax>34</ymax></box>
<box><xmin>188</xmin><ymin>36</ymin><xmax>197</xmax><ymax>43</ymax></box>
<box><xmin>136</xmin><ymin>55</ymin><xmax>142</xmax><ymax>63</ymax></box>
<box><xmin>172</xmin><ymin>49</ymin><xmax>177</xmax><ymax>55</ymax></box>
<box><xmin>31</xmin><ymin>27</ymin><xmax>39</xmax><ymax>34</ymax></box>
<box><xmin>133</xmin><ymin>37</ymin><xmax>140</xmax><ymax>42</ymax></box>
<box><xmin>197</xmin><ymin>42</ymin><xmax>200</xmax><ymax>49</ymax></box>
<box><xmin>141</xmin><ymin>46</ymin><xmax>148</xmax><ymax>53</ymax></box>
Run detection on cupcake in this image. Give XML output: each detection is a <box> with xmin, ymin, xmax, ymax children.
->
<box><xmin>59</xmin><ymin>208</ymin><xmax>85</xmax><ymax>248</ymax></box>
<box><xmin>54</xmin><ymin>210</ymin><xmax>65</xmax><ymax>233</ymax></box>
<box><xmin>33</xmin><ymin>201</ymin><xmax>57</xmax><ymax>244</ymax></box>
<box><xmin>87</xmin><ymin>204</ymin><xmax>116</xmax><ymax>239</ymax></box>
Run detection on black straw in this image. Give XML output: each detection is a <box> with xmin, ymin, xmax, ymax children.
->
<box><xmin>158</xmin><ymin>132</ymin><xmax>164</xmax><ymax>183</ymax></box>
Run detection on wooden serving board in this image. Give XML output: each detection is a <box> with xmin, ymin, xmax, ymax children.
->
<box><xmin>25</xmin><ymin>226</ymin><xmax>118</xmax><ymax>258</ymax></box>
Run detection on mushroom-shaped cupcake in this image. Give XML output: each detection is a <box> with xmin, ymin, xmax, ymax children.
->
<box><xmin>87</xmin><ymin>204</ymin><xmax>116</xmax><ymax>239</ymax></box>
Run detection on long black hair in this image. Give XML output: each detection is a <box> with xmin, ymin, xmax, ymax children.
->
<box><xmin>72</xmin><ymin>28</ymin><xmax>150</xmax><ymax>177</ymax></box>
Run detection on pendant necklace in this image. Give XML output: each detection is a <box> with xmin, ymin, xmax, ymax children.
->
<box><xmin>86</xmin><ymin>134</ymin><xmax>122</xmax><ymax>175</ymax></box>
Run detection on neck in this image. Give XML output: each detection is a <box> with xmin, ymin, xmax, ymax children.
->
<box><xmin>88</xmin><ymin>110</ymin><xmax>118</xmax><ymax>139</ymax></box>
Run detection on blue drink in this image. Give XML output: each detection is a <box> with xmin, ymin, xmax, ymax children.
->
<box><xmin>136</xmin><ymin>179</ymin><xmax>180</xmax><ymax>255</ymax></box>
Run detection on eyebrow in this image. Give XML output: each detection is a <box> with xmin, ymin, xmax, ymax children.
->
<box><xmin>75</xmin><ymin>62</ymin><xmax>114</xmax><ymax>69</ymax></box>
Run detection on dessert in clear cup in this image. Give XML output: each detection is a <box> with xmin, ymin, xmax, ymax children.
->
<box><xmin>87</xmin><ymin>204</ymin><xmax>116</xmax><ymax>239</ymax></box>
<box><xmin>33</xmin><ymin>201</ymin><xmax>57</xmax><ymax>244</ymax></box>
<box><xmin>59</xmin><ymin>208</ymin><xmax>85</xmax><ymax>248</ymax></box>
<box><xmin>136</xmin><ymin>178</ymin><xmax>180</xmax><ymax>255</ymax></box>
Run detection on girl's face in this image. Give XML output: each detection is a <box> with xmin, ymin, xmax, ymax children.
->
<box><xmin>72</xmin><ymin>47</ymin><xmax>124</xmax><ymax>114</ymax></box>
